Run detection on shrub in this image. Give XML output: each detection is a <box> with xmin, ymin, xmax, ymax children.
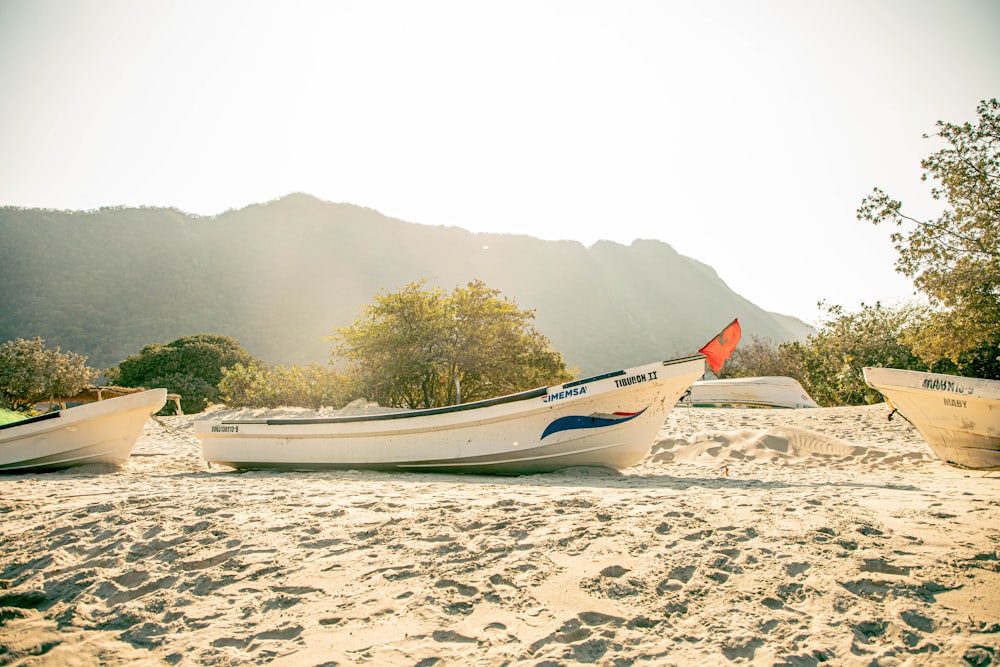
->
<box><xmin>219</xmin><ymin>363</ymin><xmax>353</xmax><ymax>409</ymax></box>
<box><xmin>0</xmin><ymin>337</ymin><xmax>98</xmax><ymax>411</ymax></box>
<box><xmin>719</xmin><ymin>335</ymin><xmax>806</xmax><ymax>383</ymax></box>
<box><xmin>798</xmin><ymin>302</ymin><xmax>928</xmax><ymax>406</ymax></box>
<box><xmin>114</xmin><ymin>334</ymin><xmax>257</xmax><ymax>414</ymax></box>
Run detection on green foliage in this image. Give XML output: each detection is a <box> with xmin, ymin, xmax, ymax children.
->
<box><xmin>219</xmin><ymin>363</ymin><xmax>353</xmax><ymax>409</ymax></box>
<box><xmin>797</xmin><ymin>302</ymin><xmax>929</xmax><ymax>406</ymax></box>
<box><xmin>0</xmin><ymin>408</ymin><xmax>27</xmax><ymax>425</ymax></box>
<box><xmin>330</xmin><ymin>280</ymin><xmax>573</xmax><ymax>408</ymax></box>
<box><xmin>115</xmin><ymin>334</ymin><xmax>257</xmax><ymax>413</ymax></box>
<box><xmin>858</xmin><ymin>98</ymin><xmax>1000</xmax><ymax>376</ymax></box>
<box><xmin>217</xmin><ymin>363</ymin><xmax>270</xmax><ymax>408</ymax></box>
<box><xmin>0</xmin><ymin>337</ymin><xmax>98</xmax><ymax>411</ymax></box>
<box><xmin>719</xmin><ymin>335</ymin><xmax>806</xmax><ymax>383</ymax></box>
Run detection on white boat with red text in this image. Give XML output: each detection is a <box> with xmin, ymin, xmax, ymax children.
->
<box><xmin>863</xmin><ymin>367</ymin><xmax>1000</xmax><ymax>470</ymax></box>
<box><xmin>0</xmin><ymin>388</ymin><xmax>167</xmax><ymax>473</ymax></box>
<box><xmin>194</xmin><ymin>355</ymin><xmax>706</xmax><ymax>474</ymax></box>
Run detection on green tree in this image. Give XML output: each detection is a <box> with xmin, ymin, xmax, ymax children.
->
<box><xmin>0</xmin><ymin>337</ymin><xmax>98</xmax><ymax>411</ymax></box>
<box><xmin>114</xmin><ymin>334</ymin><xmax>257</xmax><ymax>413</ymax></box>
<box><xmin>330</xmin><ymin>280</ymin><xmax>573</xmax><ymax>408</ymax></box>
<box><xmin>797</xmin><ymin>302</ymin><xmax>928</xmax><ymax>406</ymax></box>
<box><xmin>858</xmin><ymin>98</ymin><xmax>1000</xmax><ymax>377</ymax></box>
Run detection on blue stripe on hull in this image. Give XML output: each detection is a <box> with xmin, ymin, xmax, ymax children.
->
<box><xmin>541</xmin><ymin>407</ymin><xmax>646</xmax><ymax>440</ymax></box>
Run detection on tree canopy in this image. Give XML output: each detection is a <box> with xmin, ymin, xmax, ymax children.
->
<box><xmin>330</xmin><ymin>280</ymin><xmax>573</xmax><ymax>409</ymax></box>
<box><xmin>112</xmin><ymin>334</ymin><xmax>257</xmax><ymax>413</ymax></box>
<box><xmin>858</xmin><ymin>98</ymin><xmax>1000</xmax><ymax>377</ymax></box>
<box><xmin>0</xmin><ymin>337</ymin><xmax>98</xmax><ymax>412</ymax></box>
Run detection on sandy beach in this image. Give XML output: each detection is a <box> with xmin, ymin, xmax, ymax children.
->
<box><xmin>1</xmin><ymin>403</ymin><xmax>998</xmax><ymax>666</ymax></box>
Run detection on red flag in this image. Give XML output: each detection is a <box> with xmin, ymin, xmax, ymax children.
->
<box><xmin>699</xmin><ymin>318</ymin><xmax>741</xmax><ymax>374</ymax></box>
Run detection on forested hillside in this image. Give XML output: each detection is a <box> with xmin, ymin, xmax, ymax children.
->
<box><xmin>0</xmin><ymin>194</ymin><xmax>812</xmax><ymax>375</ymax></box>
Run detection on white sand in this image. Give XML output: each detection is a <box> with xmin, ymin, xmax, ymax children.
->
<box><xmin>1</xmin><ymin>404</ymin><xmax>998</xmax><ymax>666</ymax></box>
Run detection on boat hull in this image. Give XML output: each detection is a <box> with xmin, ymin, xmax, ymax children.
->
<box><xmin>0</xmin><ymin>389</ymin><xmax>167</xmax><ymax>473</ymax></box>
<box><xmin>195</xmin><ymin>356</ymin><xmax>706</xmax><ymax>474</ymax></box>
<box><xmin>679</xmin><ymin>376</ymin><xmax>820</xmax><ymax>409</ymax></box>
<box><xmin>863</xmin><ymin>367</ymin><xmax>1000</xmax><ymax>470</ymax></box>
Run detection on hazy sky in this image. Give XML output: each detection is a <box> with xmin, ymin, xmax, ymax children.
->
<box><xmin>1</xmin><ymin>0</ymin><xmax>997</xmax><ymax>324</ymax></box>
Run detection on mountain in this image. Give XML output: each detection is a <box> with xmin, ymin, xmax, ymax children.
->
<box><xmin>0</xmin><ymin>193</ymin><xmax>812</xmax><ymax>376</ymax></box>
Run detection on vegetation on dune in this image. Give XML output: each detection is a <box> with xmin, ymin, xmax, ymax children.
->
<box><xmin>722</xmin><ymin>303</ymin><xmax>930</xmax><ymax>405</ymax></box>
<box><xmin>218</xmin><ymin>362</ymin><xmax>354</xmax><ymax>409</ymax></box>
<box><xmin>218</xmin><ymin>280</ymin><xmax>573</xmax><ymax>410</ymax></box>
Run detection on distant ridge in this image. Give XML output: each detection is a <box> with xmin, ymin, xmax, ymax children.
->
<box><xmin>0</xmin><ymin>193</ymin><xmax>812</xmax><ymax>375</ymax></box>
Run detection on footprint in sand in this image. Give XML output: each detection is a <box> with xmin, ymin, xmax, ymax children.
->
<box><xmin>581</xmin><ymin>565</ymin><xmax>642</xmax><ymax>599</ymax></box>
<box><xmin>432</xmin><ymin>629</ymin><xmax>477</xmax><ymax>643</ymax></box>
<box><xmin>852</xmin><ymin>618</ymin><xmax>888</xmax><ymax>644</ymax></box>
<box><xmin>434</xmin><ymin>579</ymin><xmax>479</xmax><ymax>596</ymax></box>
<box><xmin>860</xmin><ymin>558</ymin><xmax>911</xmax><ymax>576</ymax></box>
<box><xmin>210</xmin><ymin>623</ymin><xmax>304</xmax><ymax>650</ymax></box>
<box><xmin>785</xmin><ymin>562</ymin><xmax>811</xmax><ymax>577</ymax></box>
<box><xmin>657</xmin><ymin>564</ymin><xmax>697</xmax><ymax>594</ymax></box>
<box><xmin>901</xmin><ymin>609</ymin><xmax>937</xmax><ymax>633</ymax></box>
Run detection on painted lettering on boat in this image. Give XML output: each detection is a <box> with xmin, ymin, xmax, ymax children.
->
<box><xmin>212</xmin><ymin>425</ymin><xmax>239</xmax><ymax>433</ymax></box>
<box><xmin>943</xmin><ymin>398</ymin><xmax>967</xmax><ymax>408</ymax></box>
<box><xmin>614</xmin><ymin>370</ymin><xmax>657</xmax><ymax>388</ymax></box>
<box><xmin>922</xmin><ymin>378</ymin><xmax>975</xmax><ymax>395</ymax></box>
<box><xmin>544</xmin><ymin>386</ymin><xmax>588</xmax><ymax>403</ymax></box>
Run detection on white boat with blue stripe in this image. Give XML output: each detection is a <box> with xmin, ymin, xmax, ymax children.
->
<box><xmin>194</xmin><ymin>355</ymin><xmax>706</xmax><ymax>474</ymax></box>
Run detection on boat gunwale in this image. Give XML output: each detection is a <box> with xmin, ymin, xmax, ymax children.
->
<box><xmin>238</xmin><ymin>386</ymin><xmax>549</xmax><ymax>426</ymax></box>
<box><xmin>682</xmin><ymin>401</ymin><xmax>797</xmax><ymax>409</ymax></box>
<box><xmin>0</xmin><ymin>410</ymin><xmax>61</xmax><ymax>431</ymax></box>
<box><xmin>0</xmin><ymin>388</ymin><xmax>168</xmax><ymax>472</ymax></box>
<box><xmin>219</xmin><ymin>355</ymin><xmax>706</xmax><ymax>427</ymax></box>
<box><xmin>0</xmin><ymin>388</ymin><xmax>167</xmax><ymax>440</ymax></box>
<box><xmin>863</xmin><ymin>367</ymin><xmax>1000</xmax><ymax>401</ymax></box>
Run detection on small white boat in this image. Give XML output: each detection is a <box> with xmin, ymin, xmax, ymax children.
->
<box><xmin>0</xmin><ymin>388</ymin><xmax>167</xmax><ymax>473</ymax></box>
<box><xmin>863</xmin><ymin>367</ymin><xmax>1000</xmax><ymax>470</ymax></box>
<box><xmin>678</xmin><ymin>376</ymin><xmax>820</xmax><ymax>409</ymax></box>
<box><xmin>194</xmin><ymin>356</ymin><xmax>706</xmax><ymax>474</ymax></box>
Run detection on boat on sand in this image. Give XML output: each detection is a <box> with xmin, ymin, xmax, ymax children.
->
<box><xmin>863</xmin><ymin>367</ymin><xmax>1000</xmax><ymax>470</ymax></box>
<box><xmin>678</xmin><ymin>376</ymin><xmax>820</xmax><ymax>409</ymax></box>
<box><xmin>0</xmin><ymin>388</ymin><xmax>167</xmax><ymax>473</ymax></box>
<box><xmin>194</xmin><ymin>356</ymin><xmax>706</xmax><ymax>474</ymax></box>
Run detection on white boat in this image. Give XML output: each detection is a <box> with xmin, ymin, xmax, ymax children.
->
<box><xmin>0</xmin><ymin>388</ymin><xmax>167</xmax><ymax>473</ymax></box>
<box><xmin>678</xmin><ymin>376</ymin><xmax>820</xmax><ymax>409</ymax></box>
<box><xmin>194</xmin><ymin>356</ymin><xmax>707</xmax><ymax>474</ymax></box>
<box><xmin>863</xmin><ymin>367</ymin><xmax>1000</xmax><ymax>470</ymax></box>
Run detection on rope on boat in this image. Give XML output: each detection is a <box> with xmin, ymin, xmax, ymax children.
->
<box><xmin>885</xmin><ymin>400</ymin><xmax>913</xmax><ymax>426</ymax></box>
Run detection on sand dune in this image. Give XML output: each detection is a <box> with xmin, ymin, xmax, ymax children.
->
<box><xmin>1</xmin><ymin>404</ymin><xmax>998</xmax><ymax>666</ymax></box>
